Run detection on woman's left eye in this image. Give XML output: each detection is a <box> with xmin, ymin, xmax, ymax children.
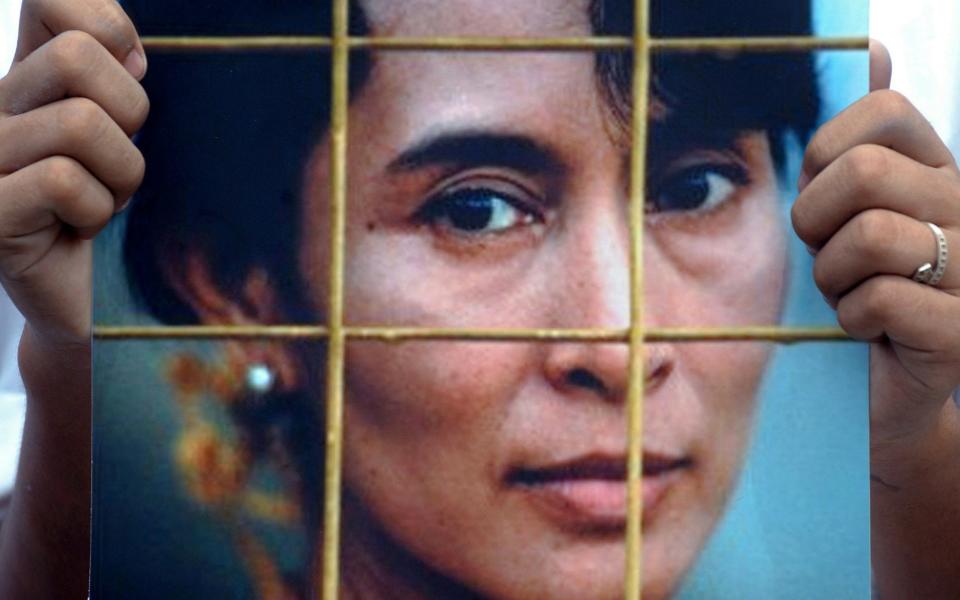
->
<box><xmin>416</xmin><ymin>187</ymin><xmax>537</xmax><ymax>235</ymax></box>
<box><xmin>650</xmin><ymin>164</ymin><xmax>749</xmax><ymax>214</ymax></box>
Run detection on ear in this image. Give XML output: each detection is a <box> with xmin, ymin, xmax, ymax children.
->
<box><xmin>165</xmin><ymin>251</ymin><xmax>304</xmax><ymax>393</ymax></box>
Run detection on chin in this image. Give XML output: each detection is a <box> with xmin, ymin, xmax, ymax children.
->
<box><xmin>519</xmin><ymin>541</ymin><xmax>692</xmax><ymax>600</ymax></box>
<box><xmin>639</xmin><ymin>519</ymin><xmax>717</xmax><ymax>600</ymax></box>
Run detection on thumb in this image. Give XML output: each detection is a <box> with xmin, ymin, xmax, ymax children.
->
<box><xmin>870</xmin><ymin>38</ymin><xmax>892</xmax><ymax>92</ymax></box>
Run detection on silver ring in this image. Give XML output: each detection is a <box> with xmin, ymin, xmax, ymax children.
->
<box><xmin>912</xmin><ymin>222</ymin><xmax>949</xmax><ymax>286</ymax></box>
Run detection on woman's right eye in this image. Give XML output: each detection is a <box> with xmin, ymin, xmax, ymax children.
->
<box><xmin>415</xmin><ymin>187</ymin><xmax>539</xmax><ymax>236</ymax></box>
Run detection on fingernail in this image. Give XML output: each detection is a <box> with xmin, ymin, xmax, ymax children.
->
<box><xmin>123</xmin><ymin>49</ymin><xmax>147</xmax><ymax>80</ymax></box>
<box><xmin>797</xmin><ymin>171</ymin><xmax>811</xmax><ymax>192</ymax></box>
<box><xmin>806</xmin><ymin>245</ymin><xmax>818</xmax><ymax>257</ymax></box>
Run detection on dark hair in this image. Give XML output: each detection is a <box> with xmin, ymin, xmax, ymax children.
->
<box><xmin>123</xmin><ymin>0</ymin><xmax>819</xmax><ymax>326</ymax></box>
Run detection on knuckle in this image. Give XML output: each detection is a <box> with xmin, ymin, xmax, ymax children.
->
<box><xmin>856</xmin><ymin>278</ymin><xmax>893</xmax><ymax>322</ymax></box>
<box><xmin>841</xmin><ymin>145</ymin><xmax>888</xmax><ymax>196</ymax></box>
<box><xmin>41</xmin><ymin>156</ymin><xmax>87</xmax><ymax>203</ymax></box>
<box><xmin>847</xmin><ymin>209</ymin><xmax>898</xmax><ymax>261</ymax></box>
<box><xmin>871</xmin><ymin>89</ymin><xmax>915</xmax><ymax>123</ymax></box>
<box><xmin>56</xmin><ymin>98</ymin><xmax>108</xmax><ymax>146</ymax></box>
<box><xmin>47</xmin><ymin>31</ymin><xmax>100</xmax><ymax>80</ymax></box>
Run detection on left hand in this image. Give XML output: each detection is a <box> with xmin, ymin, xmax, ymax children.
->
<box><xmin>791</xmin><ymin>41</ymin><xmax>960</xmax><ymax>471</ymax></box>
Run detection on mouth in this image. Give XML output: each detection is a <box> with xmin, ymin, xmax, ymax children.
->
<box><xmin>505</xmin><ymin>453</ymin><xmax>692</xmax><ymax>531</ymax></box>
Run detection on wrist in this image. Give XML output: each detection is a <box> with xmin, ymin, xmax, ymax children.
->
<box><xmin>16</xmin><ymin>325</ymin><xmax>90</xmax><ymax>447</ymax></box>
<box><xmin>17</xmin><ymin>323</ymin><xmax>90</xmax><ymax>386</ymax></box>
<box><xmin>871</xmin><ymin>397</ymin><xmax>960</xmax><ymax>491</ymax></box>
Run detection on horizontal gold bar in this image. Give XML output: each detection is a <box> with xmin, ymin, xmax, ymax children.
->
<box><xmin>93</xmin><ymin>325</ymin><xmax>329</xmax><ymax>339</ymax></box>
<box><xmin>350</xmin><ymin>36</ymin><xmax>632</xmax><ymax>51</ymax></box>
<box><xmin>649</xmin><ymin>35</ymin><xmax>868</xmax><ymax>52</ymax></box>
<box><xmin>142</xmin><ymin>36</ymin><xmax>333</xmax><ymax>50</ymax></box>
<box><xmin>93</xmin><ymin>325</ymin><xmax>852</xmax><ymax>343</ymax></box>
<box><xmin>348</xmin><ymin>327</ymin><xmax>628</xmax><ymax>342</ymax></box>
<box><xmin>140</xmin><ymin>35</ymin><xmax>868</xmax><ymax>53</ymax></box>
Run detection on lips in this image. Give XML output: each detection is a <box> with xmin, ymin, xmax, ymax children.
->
<box><xmin>506</xmin><ymin>453</ymin><xmax>691</xmax><ymax>530</ymax></box>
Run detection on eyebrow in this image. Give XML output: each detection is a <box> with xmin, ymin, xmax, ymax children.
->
<box><xmin>386</xmin><ymin>130</ymin><xmax>565</xmax><ymax>176</ymax></box>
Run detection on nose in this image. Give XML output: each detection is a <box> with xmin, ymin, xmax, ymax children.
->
<box><xmin>540</xmin><ymin>200</ymin><xmax>672</xmax><ymax>403</ymax></box>
<box><xmin>551</xmin><ymin>194</ymin><xmax>631</xmax><ymax>329</ymax></box>
<box><xmin>543</xmin><ymin>342</ymin><xmax>673</xmax><ymax>404</ymax></box>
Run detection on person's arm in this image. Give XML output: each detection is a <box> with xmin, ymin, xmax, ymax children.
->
<box><xmin>1</xmin><ymin>335</ymin><xmax>91</xmax><ymax>598</ymax></box>
<box><xmin>794</xmin><ymin>42</ymin><xmax>960</xmax><ymax>598</ymax></box>
<box><xmin>0</xmin><ymin>1</ymin><xmax>148</xmax><ymax>597</ymax></box>
<box><xmin>870</xmin><ymin>397</ymin><xmax>960</xmax><ymax>598</ymax></box>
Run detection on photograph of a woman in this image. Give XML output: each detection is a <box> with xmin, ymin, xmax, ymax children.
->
<box><xmin>91</xmin><ymin>0</ymin><xmax>870</xmax><ymax>598</ymax></box>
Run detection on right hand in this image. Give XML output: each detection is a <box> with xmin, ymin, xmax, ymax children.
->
<box><xmin>0</xmin><ymin>0</ymin><xmax>149</xmax><ymax>347</ymax></box>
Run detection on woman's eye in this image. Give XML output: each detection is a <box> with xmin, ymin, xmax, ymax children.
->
<box><xmin>417</xmin><ymin>188</ymin><xmax>536</xmax><ymax>235</ymax></box>
<box><xmin>651</xmin><ymin>165</ymin><xmax>749</xmax><ymax>214</ymax></box>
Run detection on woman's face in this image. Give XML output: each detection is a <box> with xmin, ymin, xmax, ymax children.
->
<box><xmin>297</xmin><ymin>1</ymin><xmax>787</xmax><ymax>598</ymax></box>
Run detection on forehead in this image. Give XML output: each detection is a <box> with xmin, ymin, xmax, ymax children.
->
<box><xmin>348</xmin><ymin>0</ymin><xmax>611</xmax><ymax>147</ymax></box>
<box><xmin>362</xmin><ymin>0</ymin><xmax>593</xmax><ymax>36</ymax></box>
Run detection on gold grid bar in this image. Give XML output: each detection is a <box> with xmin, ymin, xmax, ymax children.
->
<box><xmin>141</xmin><ymin>35</ymin><xmax>867</xmax><ymax>53</ymax></box>
<box><xmin>351</xmin><ymin>36</ymin><xmax>632</xmax><ymax>50</ymax></box>
<box><xmin>94</xmin><ymin>325</ymin><xmax>330</xmax><ymax>339</ymax></box>
<box><xmin>141</xmin><ymin>36</ymin><xmax>332</xmax><ymax>50</ymax></box>
<box><xmin>625</xmin><ymin>0</ymin><xmax>650</xmax><ymax>595</ymax></box>
<box><xmin>92</xmin><ymin>325</ymin><xmax>851</xmax><ymax>343</ymax></box>
<box><xmin>648</xmin><ymin>35</ymin><xmax>867</xmax><ymax>52</ymax></box>
<box><xmin>320</xmin><ymin>0</ymin><xmax>349</xmax><ymax>597</ymax></box>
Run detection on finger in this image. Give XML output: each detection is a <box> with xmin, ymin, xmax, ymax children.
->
<box><xmin>792</xmin><ymin>144</ymin><xmax>960</xmax><ymax>249</ymax></box>
<box><xmin>838</xmin><ymin>275</ymin><xmax>960</xmax><ymax>360</ymax></box>
<box><xmin>870</xmin><ymin>39</ymin><xmax>892</xmax><ymax>92</ymax></box>
<box><xmin>0</xmin><ymin>30</ymin><xmax>150</xmax><ymax>135</ymax></box>
<box><xmin>0</xmin><ymin>156</ymin><xmax>115</xmax><ymax>244</ymax></box>
<box><xmin>16</xmin><ymin>0</ymin><xmax>146</xmax><ymax>79</ymax></box>
<box><xmin>0</xmin><ymin>98</ymin><xmax>145</xmax><ymax>206</ymax></box>
<box><xmin>799</xmin><ymin>91</ymin><xmax>957</xmax><ymax>189</ymax></box>
<box><xmin>813</xmin><ymin>209</ymin><xmax>960</xmax><ymax>303</ymax></box>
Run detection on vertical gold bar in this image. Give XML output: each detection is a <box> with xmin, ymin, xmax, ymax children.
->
<box><xmin>321</xmin><ymin>0</ymin><xmax>350</xmax><ymax>597</ymax></box>
<box><xmin>624</xmin><ymin>0</ymin><xmax>651</xmax><ymax>597</ymax></box>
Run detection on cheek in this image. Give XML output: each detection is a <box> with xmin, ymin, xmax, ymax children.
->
<box><xmin>645</xmin><ymin>190</ymin><xmax>787</xmax><ymax>327</ymax></box>
<box><xmin>343</xmin><ymin>341</ymin><xmax>530</xmax><ymax>440</ymax></box>
<box><xmin>339</xmin><ymin>341</ymin><xmax>553</xmax><ymax>596</ymax></box>
<box><xmin>340</xmin><ymin>339</ymin><xmax>538</xmax><ymax>524</ymax></box>
<box><xmin>342</xmin><ymin>226</ymin><xmax>549</xmax><ymax>329</ymax></box>
<box><xmin>684</xmin><ymin>341</ymin><xmax>767</xmax><ymax>448</ymax></box>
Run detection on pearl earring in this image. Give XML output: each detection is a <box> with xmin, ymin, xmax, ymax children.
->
<box><xmin>245</xmin><ymin>363</ymin><xmax>276</xmax><ymax>394</ymax></box>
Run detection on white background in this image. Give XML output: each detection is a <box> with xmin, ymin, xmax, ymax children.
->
<box><xmin>0</xmin><ymin>0</ymin><xmax>25</xmax><ymax>501</ymax></box>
